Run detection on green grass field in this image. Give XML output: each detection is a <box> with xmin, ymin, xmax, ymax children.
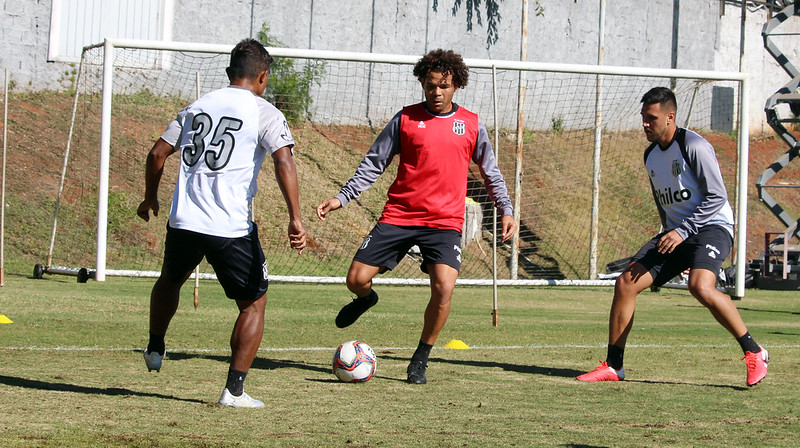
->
<box><xmin>0</xmin><ymin>274</ymin><xmax>797</xmax><ymax>447</ymax></box>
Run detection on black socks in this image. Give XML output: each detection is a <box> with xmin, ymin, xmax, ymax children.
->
<box><xmin>411</xmin><ymin>340</ymin><xmax>433</xmax><ymax>365</ymax></box>
<box><xmin>603</xmin><ymin>334</ymin><xmax>759</xmax><ymax>371</ymax></box>
<box><xmin>736</xmin><ymin>332</ymin><xmax>761</xmax><ymax>354</ymax></box>
<box><xmin>226</xmin><ymin>368</ymin><xmax>248</xmax><ymax>396</ymax></box>
<box><xmin>606</xmin><ymin>344</ymin><xmax>625</xmax><ymax>371</ymax></box>
<box><xmin>147</xmin><ymin>332</ymin><xmax>165</xmax><ymax>356</ymax></box>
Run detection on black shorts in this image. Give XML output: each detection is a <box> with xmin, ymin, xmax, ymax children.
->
<box><xmin>162</xmin><ymin>224</ymin><xmax>268</xmax><ymax>301</ymax></box>
<box><xmin>354</xmin><ymin>222</ymin><xmax>463</xmax><ymax>273</ymax></box>
<box><xmin>632</xmin><ymin>225</ymin><xmax>733</xmax><ymax>287</ymax></box>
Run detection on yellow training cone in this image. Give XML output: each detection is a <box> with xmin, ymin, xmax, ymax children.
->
<box><xmin>0</xmin><ymin>315</ymin><xmax>12</xmax><ymax>324</ymax></box>
<box><xmin>444</xmin><ymin>339</ymin><xmax>470</xmax><ymax>349</ymax></box>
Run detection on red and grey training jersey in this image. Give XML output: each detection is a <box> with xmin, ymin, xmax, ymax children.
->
<box><xmin>336</xmin><ymin>102</ymin><xmax>513</xmax><ymax>232</ymax></box>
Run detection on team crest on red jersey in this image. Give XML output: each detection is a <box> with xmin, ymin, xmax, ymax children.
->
<box><xmin>452</xmin><ymin>119</ymin><xmax>465</xmax><ymax>136</ymax></box>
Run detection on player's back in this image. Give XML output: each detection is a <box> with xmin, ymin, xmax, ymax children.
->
<box><xmin>170</xmin><ymin>86</ymin><xmax>267</xmax><ymax>238</ymax></box>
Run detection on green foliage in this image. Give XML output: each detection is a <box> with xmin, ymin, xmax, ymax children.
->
<box><xmin>551</xmin><ymin>115</ymin><xmax>564</xmax><ymax>134</ymax></box>
<box><xmin>257</xmin><ymin>24</ymin><xmax>327</xmax><ymax>123</ymax></box>
<box><xmin>113</xmin><ymin>89</ymin><xmax>180</xmax><ymax>107</ymax></box>
<box><xmin>106</xmin><ymin>191</ymin><xmax>132</xmax><ymax>234</ymax></box>
<box><xmin>58</xmin><ymin>63</ymin><xmax>78</xmax><ymax>96</ymax></box>
<box><xmin>522</xmin><ymin>128</ymin><xmax>536</xmax><ymax>143</ymax></box>
<box><xmin>432</xmin><ymin>0</ymin><xmax>544</xmax><ymax>49</ymax></box>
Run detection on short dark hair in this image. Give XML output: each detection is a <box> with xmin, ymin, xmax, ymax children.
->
<box><xmin>413</xmin><ymin>49</ymin><xmax>469</xmax><ymax>89</ymax></box>
<box><xmin>641</xmin><ymin>87</ymin><xmax>677</xmax><ymax>112</ymax></box>
<box><xmin>226</xmin><ymin>38</ymin><xmax>273</xmax><ymax>82</ymax></box>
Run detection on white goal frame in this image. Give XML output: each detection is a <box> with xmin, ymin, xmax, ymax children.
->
<box><xmin>85</xmin><ymin>38</ymin><xmax>749</xmax><ymax>297</ymax></box>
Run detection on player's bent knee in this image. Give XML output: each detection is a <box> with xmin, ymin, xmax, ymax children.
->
<box><xmin>614</xmin><ymin>275</ymin><xmax>641</xmax><ymax>296</ymax></box>
<box><xmin>345</xmin><ymin>273</ymin><xmax>370</xmax><ymax>293</ymax></box>
<box><xmin>688</xmin><ymin>283</ymin><xmax>719</xmax><ymax>306</ymax></box>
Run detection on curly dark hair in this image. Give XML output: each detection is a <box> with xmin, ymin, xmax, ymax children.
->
<box><xmin>413</xmin><ymin>49</ymin><xmax>469</xmax><ymax>89</ymax></box>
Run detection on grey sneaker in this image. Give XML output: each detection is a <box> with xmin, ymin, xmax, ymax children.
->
<box><xmin>143</xmin><ymin>349</ymin><xmax>164</xmax><ymax>372</ymax></box>
<box><xmin>218</xmin><ymin>388</ymin><xmax>265</xmax><ymax>408</ymax></box>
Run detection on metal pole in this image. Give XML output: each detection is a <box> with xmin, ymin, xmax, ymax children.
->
<box><xmin>0</xmin><ymin>68</ymin><xmax>8</xmax><ymax>286</ymax></box>
<box><xmin>731</xmin><ymin>1</ymin><xmax>746</xmax><ymax>283</ymax></box>
<box><xmin>739</xmin><ymin>0</ymin><xmax>746</xmax><ymax>72</ymax></box>
<box><xmin>249</xmin><ymin>0</ymin><xmax>255</xmax><ymax>38</ymax></box>
<box><xmin>194</xmin><ymin>71</ymin><xmax>201</xmax><ymax>309</ymax></box>
<box><xmin>589</xmin><ymin>0</ymin><xmax>606</xmax><ymax>280</ymax></box>
<box><xmin>670</xmin><ymin>0</ymin><xmax>680</xmax><ymax>90</ymax></box>
<box><xmin>734</xmin><ymin>76</ymin><xmax>750</xmax><ymax>299</ymax></box>
<box><xmin>492</xmin><ymin>65</ymin><xmax>500</xmax><ymax>327</ymax></box>
<box><xmin>511</xmin><ymin>0</ymin><xmax>529</xmax><ymax>280</ymax></box>
<box><xmin>49</xmin><ymin>53</ymin><xmax>85</xmax><ymax>269</ymax></box>
<box><xmin>96</xmin><ymin>39</ymin><xmax>114</xmax><ymax>282</ymax></box>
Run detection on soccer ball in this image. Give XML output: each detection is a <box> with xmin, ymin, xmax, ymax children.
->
<box><xmin>332</xmin><ymin>340</ymin><xmax>377</xmax><ymax>383</ymax></box>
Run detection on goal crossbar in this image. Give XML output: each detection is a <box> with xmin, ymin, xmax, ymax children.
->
<box><xmin>83</xmin><ymin>39</ymin><xmax>749</xmax><ymax>297</ymax></box>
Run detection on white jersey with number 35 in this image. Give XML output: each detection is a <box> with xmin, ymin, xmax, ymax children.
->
<box><xmin>160</xmin><ymin>85</ymin><xmax>294</xmax><ymax>238</ymax></box>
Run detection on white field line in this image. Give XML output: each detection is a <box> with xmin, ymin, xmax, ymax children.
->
<box><xmin>2</xmin><ymin>344</ymin><xmax>799</xmax><ymax>353</ymax></box>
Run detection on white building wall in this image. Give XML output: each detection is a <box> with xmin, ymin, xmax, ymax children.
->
<box><xmin>0</xmin><ymin>0</ymin><xmax>796</xmax><ymax>132</ymax></box>
<box><xmin>714</xmin><ymin>2</ymin><xmax>800</xmax><ymax>134</ymax></box>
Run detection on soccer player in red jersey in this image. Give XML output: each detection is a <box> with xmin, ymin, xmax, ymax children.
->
<box><xmin>316</xmin><ymin>49</ymin><xmax>516</xmax><ymax>384</ymax></box>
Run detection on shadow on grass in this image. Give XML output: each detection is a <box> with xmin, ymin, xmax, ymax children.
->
<box><xmin>736</xmin><ymin>306</ymin><xmax>800</xmax><ymax>316</ymax></box>
<box><xmin>379</xmin><ymin>354</ymin><xmax>584</xmax><ymax>378</ymax></box>
<box><xmin>0</xmin><ymin>375</ymin><xmax>206</xmax><ymax>403</ymax></box>
<box><xmin>379</xmin><ymin>355</ymin><xmax>750</xmax><ymax>390</ymax></box>
<box><xmin>562</xmin><ymin>445</ymin><xmax>610</xmax><ymax>448</ymax></box>
<box><xmin>679</xmin><ymin>303</ymin><xmax>800</xmax><ymax>317</ymax></box>
<box><xmin>624</xmin><ymin>378</ymin><xmax>749</xmax><ymax>391</ymax></box>
<box><xmin>162</xmin><ymin>350</ymin><xmax>331</xmax><ymax>375</ymax></box>
<box><xmin>767</xmin><ymin>330</ymin><xmax>800</xmax><ymax>336</ymax></box>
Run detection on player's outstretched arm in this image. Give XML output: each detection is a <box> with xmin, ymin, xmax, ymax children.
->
<box><xmin>272</xmin><ymin>146</ymin><xmax>307</xmax><ymax>254</ymax></box>
<box><xmin>499</xmin><ymin>215</ymin><xmax>517</xmax><ymax>243</ymax></box>
<box><xmin>315</xmin><ymin>197</ymin><xmax>342</xmax><ymax>221</ymax></box>
<box><xmin>137</xmin><ymin>138</ymin><xmax>175</xmax><ymax>222</ymax></box>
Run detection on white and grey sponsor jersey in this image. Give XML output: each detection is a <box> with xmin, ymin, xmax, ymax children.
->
<box><xmin>644</xmin><ymin>128</ymin><xmax>734</xmax><ymax>239</ymax></box>
<box><xmin>161</xmin><ymin>85</ymin><xmax>294</xmax><ymax>238</ymax></box>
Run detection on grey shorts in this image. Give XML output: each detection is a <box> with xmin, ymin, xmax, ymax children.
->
<box><xmin>354</xmin><ymin>222</ymin><xmax>463</xmax><ymax>273</ymax></box>
<box><xmin>632</xmin><ymin>225</ymin><xmax>733</xmax><ymax>287</ymax></box>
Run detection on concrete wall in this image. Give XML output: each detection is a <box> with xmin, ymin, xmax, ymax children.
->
<box><xmin>1</xmin><ymin>0</ymin><xmax>797</xmax><ymax>132</ymax></box>
<box><xmin>0</xmin><ymin>0</ymin><xmax>63</xmax><ymax>90</ymax></box>
<box><xmin>714</xmin><ymin>2</ymin><xmax>800</xmax><ymax>134</ymax></box>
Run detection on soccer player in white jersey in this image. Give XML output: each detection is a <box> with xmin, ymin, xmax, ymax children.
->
<box><xmin>136</xmin><ymin>39</ymin><xmax>307</xmax><ymax>407</ymax></box>
<box><xmin>577</xmin><ymin>87</ymin><xmax>768</xmax><ymax>386</ymax></box>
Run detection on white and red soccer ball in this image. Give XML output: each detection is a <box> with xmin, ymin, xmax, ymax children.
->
<box><xmin>332</xmin><ymin>340</ymin><xmax>377</xmax><ymax>383</ymax></box>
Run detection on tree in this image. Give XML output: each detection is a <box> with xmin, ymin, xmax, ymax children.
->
<box><xmin>432</xmin><ymin>0</ymin><xmax>543</xmax><ymax>50</ymax></box>
<box><xmin>257</xmin><ymin>24</ymin><xmax>326</xmax><ymax>123</ymax></box>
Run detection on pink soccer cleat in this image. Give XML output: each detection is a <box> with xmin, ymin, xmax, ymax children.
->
<box><xmin>577</xmin><ymin>361</ymin><xmax>625</xmax><ymax>382</ymax></box>
<box><xmin>742</xmin><ymin>347</ymin><xmax>769</xmax><ymax>387</ymax></box>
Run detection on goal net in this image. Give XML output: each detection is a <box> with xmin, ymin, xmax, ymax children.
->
<box><xmin>43</xmin><ymin>39</ymin><xmax>749</xmax><ymax>293</ymax></box>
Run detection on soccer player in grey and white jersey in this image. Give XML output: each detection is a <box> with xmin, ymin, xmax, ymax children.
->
<box><xmin>577</xmin><ymin>87</ymin><xmax>768</xmax><ymax>386</ymax></box>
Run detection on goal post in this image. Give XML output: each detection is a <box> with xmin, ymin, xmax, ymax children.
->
<box><xmin>52</xmin><ymin>38</ymin><xmax>749</xmax><ymax>297</ymax></box>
